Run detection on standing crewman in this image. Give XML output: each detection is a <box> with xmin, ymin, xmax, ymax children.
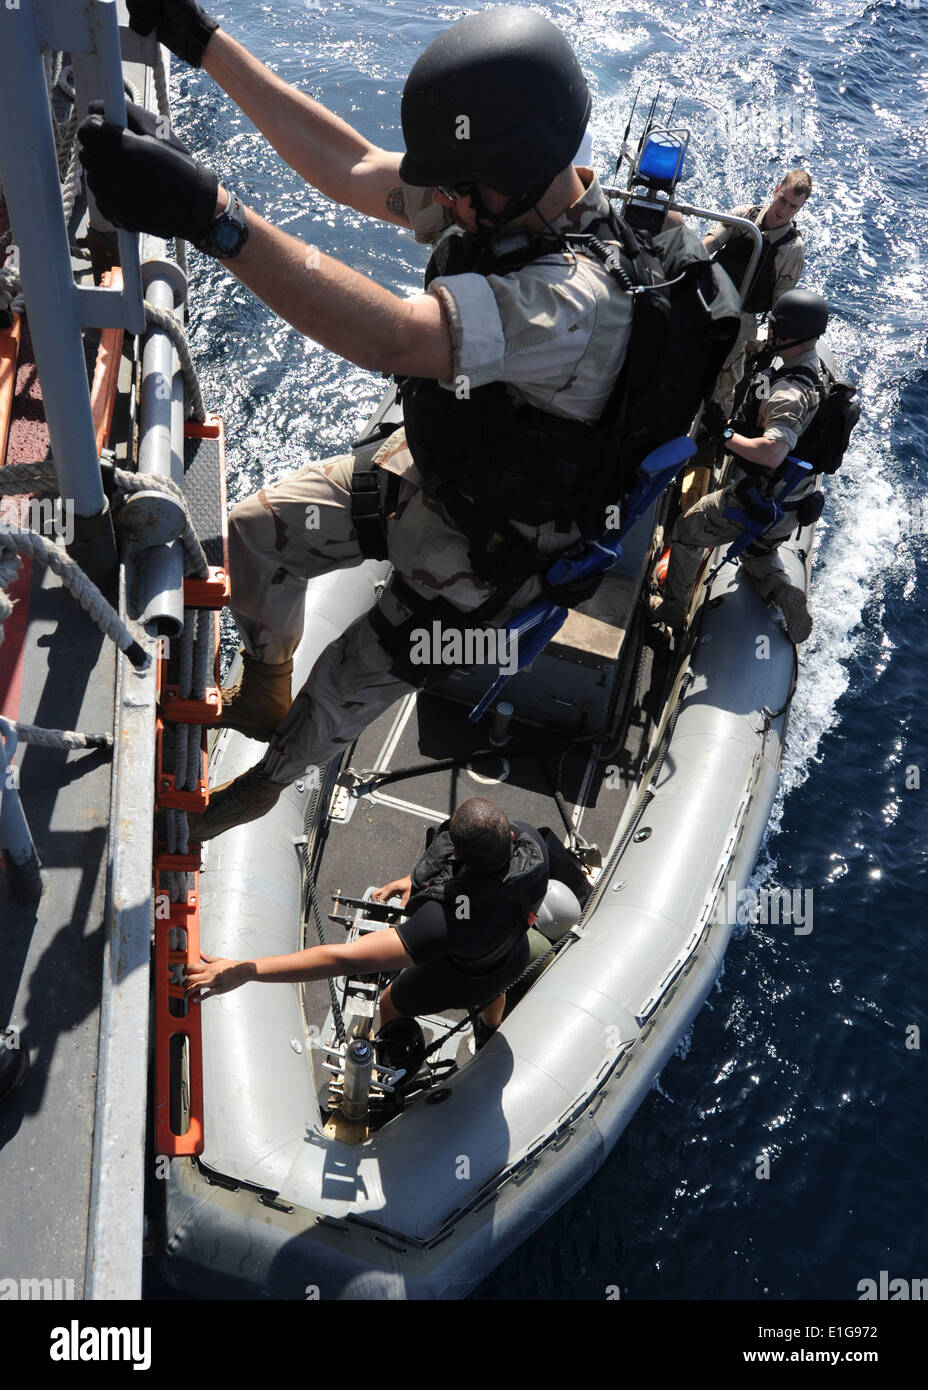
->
<box><xmin>650</xmin><ymin>290</ymin><xmax>829</xmax><ymax>645</ymax></box>
<box><xmin>706</xmin><ymin>169</ymin><xmax>811</xmax><ymax>413</ymax></box>
<box><xmin>78</xmin><ymin>4</ymin><xmax>738</xmax><ymax>841</ymax></box>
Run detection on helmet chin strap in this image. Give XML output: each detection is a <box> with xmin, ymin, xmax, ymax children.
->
<box><xmin>468</xmin><ymin>180</ymin><xmax>554</xmax><ymax>243</ymax></box>
<box><xmin>772</xmin><ymin>335</ymin><xmax>815</xmax><ymax>354</ymax></box>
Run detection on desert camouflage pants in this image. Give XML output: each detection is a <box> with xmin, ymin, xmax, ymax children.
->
<box><xmin>660</xmin><ymin>483</ymin><xmax>803</xmax><ymax>622</ymax></box>
<box><xmin>712</xmin><ymin>311</ymin><xmax>762</xmax><ymax>415</ymax></box>
<box><xmin>228</xmin><ymin>429</ymin><xmax>575</xmax><ymax>785</ymax></box>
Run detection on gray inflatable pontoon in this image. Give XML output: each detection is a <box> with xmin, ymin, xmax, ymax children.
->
<box><xmin>158</xmin><ymin>426</ymin><xmax>817</xmax><ymax>1298</ymax></box>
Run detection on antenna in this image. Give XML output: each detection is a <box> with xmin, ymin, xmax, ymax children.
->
<box><xmin>614</xmin><ymin>84</ymin><xmax>640</xmax><ymax>180</ymax></box>
<box><xmin>628</xmin><ymin>87</ymin><xmax>661</xmax><ymax>189</ymax></box>
<box><xmin>643</xmin><ymin>86</ymin><xmax>661</xmax><ymax>139</ymax></box>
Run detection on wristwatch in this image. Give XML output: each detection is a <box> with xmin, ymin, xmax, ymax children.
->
<box><xmin>722</xmin><ymin>427</ymin><xmax>735</xmax><ymax>443</ymax></box>
<box><xmin>195</xmin><ymin>188</ymin><xmax>249</xmax><ymax>260</ymax></box>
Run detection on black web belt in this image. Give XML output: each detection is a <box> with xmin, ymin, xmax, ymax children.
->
<box><xmin>349</xmin><ymin>445</ymin><xmax>403</xmax><ymax>562</ymax></box>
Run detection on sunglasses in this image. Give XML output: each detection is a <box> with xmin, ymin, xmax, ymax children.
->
<box><xmin>435</xmin><ymin>182</ymin><xmax>474</xmax><ymax>201</ymax></box>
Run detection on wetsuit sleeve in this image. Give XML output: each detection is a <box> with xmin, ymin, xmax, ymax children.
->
<box><xmin>409</xmin><ymin>821</ymin><xmax>452</xmax><ymax>893</ymax></box>
<box><xmin>395</xmin><ymin>900</ymin><xmax>451</xmax><ymax>965</ymax></box>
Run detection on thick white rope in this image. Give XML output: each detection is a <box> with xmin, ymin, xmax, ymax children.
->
<box><xmin>0</xmin><ymin>461</ymin><xmax>210</xmax><ymax>579</ymax></box>
<box><xmin>0</xmin><ymin>547</ymin><xmax>21</xmax><ymax>647</ymax></box>
<box><xmin>0</xmin><ymin>528</ymin><xmax>146</xmax><ymax>662</ymax></box>
<box><xmin>143</xmin><ymin>301</ymin><xmax>206</xmax><ymax>423</ymax></box>
<box><xmin>0</xmin><ymin>264</ymin><xmax>22</xmax><ymax>315</ymax></box>
<box><xmin>153</xmin><ymin>50</ymin><xmax>170</xmax><ymax>119</ymax></box>
<box><xmin>0</xmin><ymin>545</ymin><xmax>115</xmax><ymax>753</ymax></box>
<box><xmin>11</xmin><ymin>722</ymin><xmax>112</xmax><ymax>750</ymax></box>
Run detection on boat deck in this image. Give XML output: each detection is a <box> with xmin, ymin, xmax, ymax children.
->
<box><xmin>301</xmin><ymin>634</ymin><xmax>656</xmax><ymax>1084</ymax></box>
<box><xmin>0</xmin><ymin>564</ymin><xmax>116</xmax><ymax>1297</ymax></box>
<box><xmin>0</xmin><ymin>142</ymin><xmax>151</xmax><ymax>1295</ymax></box>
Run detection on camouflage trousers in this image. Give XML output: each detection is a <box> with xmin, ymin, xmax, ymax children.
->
<box><xmin>660</xmin><ymin>483</ymin><xmax>803</xmax><ymax>623</ymax></box>
<box><xmin>712</xmin><ymin>311</ymin><xmax>762</xmax><ymax>416</ymax></box>
<box><xmin>228</xmin><ymin>429</ymin><xmax>577</xmax><ymax>785</ymax></box>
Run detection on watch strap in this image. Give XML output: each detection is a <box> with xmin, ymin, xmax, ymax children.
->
<box><xmin>195</xmin><ymin>190</ymin><xmax>249</xmax><ymax>260</ymax></box>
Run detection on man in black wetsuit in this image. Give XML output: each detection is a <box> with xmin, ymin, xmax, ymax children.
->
<box><xmin>187</xmin><ymin>798</ymin><xmax>581</xmax><ymax>1047</ymax></box>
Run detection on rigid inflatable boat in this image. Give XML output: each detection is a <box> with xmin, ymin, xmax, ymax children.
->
<box><xmin>159</xmin><ymin>393</ymin><xmax>818</xmax><ymax>1298</ymax></box>
<box><xmin>0</xmin><ymin>1</ymin><xmax>842</xmax><ymax>1306</ymax></box>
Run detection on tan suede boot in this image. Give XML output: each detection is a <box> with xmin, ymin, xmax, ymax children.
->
<box><xmin>218</xmin><ymin>654</ymin><xmax>293</xmax><ymax>741</ymax></box>
<box><xmin>771</xmin><ymin>584</ymin><xmax>813</xmax><ymax>645</ymax></box>
<box><xmin>186</xmin><ymin>764</ymin><xmax>286</xmax><ymax>842</ymax></box>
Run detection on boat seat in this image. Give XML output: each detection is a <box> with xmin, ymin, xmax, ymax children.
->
<box><xmin>437</xmin><ymin>570</ymin><xmax>639</xmax><ymax>732</ymax></box>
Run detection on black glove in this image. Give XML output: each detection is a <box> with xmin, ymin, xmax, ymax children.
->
<box><xmin>695</xmin><ymin>399</ymin><xmax>728</xmax><ymax>445</ymax></box>
<box><xmin>77</xmin><ymin>110</ymin><xmax>218</xmax><ymax>243</ymax></box>
<box><xmin>87</xmin><ymin>99</ymin><xmax>189</xmax><ymax>154</ymax></box>
<box><xmin>127</xmin><ymin>0</ymin><xmax>219</xmax><ymax>68</ymax></box>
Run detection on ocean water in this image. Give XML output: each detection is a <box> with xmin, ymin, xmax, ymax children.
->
<box><xmin>174</xmin><ymin>0</ymin><xmax>928</xmax><ymax>1300</ymax></box>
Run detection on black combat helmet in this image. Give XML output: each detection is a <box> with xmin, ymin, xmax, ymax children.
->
<box><xmin>399</xmin><ymin>6</ymin><xmax>591</xmax><ymax>196</ymax></box>
<box><xmin>768</xmin><ymin>289</ymin><xmax>829</xmax><ymax>348</ymax></box>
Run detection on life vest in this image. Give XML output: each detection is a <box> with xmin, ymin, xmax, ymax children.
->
<box><xmin>713</xmin><ymin>205</ymin><xmax>799</xmax><ymax>315</ymax></box>
<box><xmin>398</xmin><ymin>212</ymin><xmax>741</xmax><ymax>572</ymax></box>
<box><xmin>733</xmin><ymin>355</ymin><xmax>859</xmax><ymax>476</ymax></box>
<box><xmin>730</xmin><ymin>358</ymin><xmax>821</xmax><ymax>497</ymax></box>
<box><xmin>733</xmin><ymin>359</ymin><xmax>821</xmax><ymax>440</ymax></box>
<box><xmin>405</xmin><ymin>821</ymin><xmax>549</xmax><ymax>974</ymax></box>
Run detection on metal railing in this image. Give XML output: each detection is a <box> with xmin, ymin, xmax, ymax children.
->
<box><xmin>0</xmin><ymin>0</ymin><xmax>145</xmax><ymax>521</ymax></box>
<box><xmin>602</xmin><ymin>189</ymin><xmax>765</xmax><ymax>304</ymax></box>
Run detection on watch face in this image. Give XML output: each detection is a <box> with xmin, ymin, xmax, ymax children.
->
<box><xmin>215</xmin><ymin>217</ymin><xmax>244</xmax><ymax>255</ymax></box>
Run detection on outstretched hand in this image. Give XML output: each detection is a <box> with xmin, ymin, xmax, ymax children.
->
<box><xmin>185</xmin><ymin>953</ymin><xmax>250</xmax><ymax>999</ymax></box>
<box><xmin>77</xmin><ymin>108</ymin><xmax>218</xmax><ymax>242</ymax></box>
<box><xmin>127</xmin><ymin>0</ymin><xmax>219</xmax><ymax>69</ymax></box>
<box><xmin>370</xmin><ymin>876</ymin><xmax>413</xmax><ymax>908</ymax></box>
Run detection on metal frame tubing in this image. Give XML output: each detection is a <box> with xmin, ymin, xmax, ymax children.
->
<box><xmin>603</xmin><ymin>193</ymin><xmax>765</xmax><ymax>303</ymax></box>
<box><xmin>0</xmin><ymin>719</ymin><xmax>42</xmax><ymax>898</ymax></box>
<box><xmin>0</xmin><ymin>1</ymin><xmax>106</xmax><ymax>519</ymax></box>
<box><xmin>136</xmin><ymin>256</ymin><xmax>188</xmax><ymax>635</ymax></box>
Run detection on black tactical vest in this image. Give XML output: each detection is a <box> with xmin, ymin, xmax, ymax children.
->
<box><xmin>406</xmin><ymin>822</ymin><xmax>549</xmax><ymax>972</ymax></box>
<box><xmin>399</xmin><ymin>212</ymin><xmax>741</xmax><ymax>552</ymax></box>
<box><xmin>398</xmin><ymin>215</ymin><xmax>629</xmax><ymax>538</ymax></box>
<box><xmin>731</xmin><ymin>359</ymin><xmax>822</xmax><ymax>489</ymax></box>
<box><xmin>714</xmin><ymin>206</ymin><xmax>799</xmax><ymax>315</ymax></box>
<box><xmin>733</xmin><ymin>360</ymin><xmax>821</xmax><ymax>440</ymax></box>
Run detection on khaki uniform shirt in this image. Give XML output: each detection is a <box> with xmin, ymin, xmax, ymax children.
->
<box><xmin>376</xmin><ymin>171</ymin><xmax>637</xmax><ymax>603</ymax></box>
<box><xmin>736</xmin><ymin>346</ymin><xmax>821</xmax><ymax>499</ymax></box>
<box><xmin>707</xmin><ymin>203</ymin><xmax>805</xmax><ymax>308</ymax></box>
<box><xmin>760</xmin><ymin>347</ymin><xmax>821</xmax><ymax>451</ymax></box>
